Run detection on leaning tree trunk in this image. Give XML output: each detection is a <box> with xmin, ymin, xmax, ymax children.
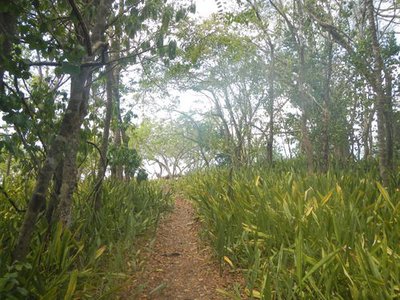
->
<box><xmin>13</xmin><ymin>0</ymin><xmax>113</xmax><ymax>261</ymax></box>
<box><xmin>13</xmin><ymin>68</ymin><xmax>91</xmax><ymax>260</ymax></box>
<box><xmin>55</xmin><ymin>70</ymin><xmax>92</xmax><ymax>226</ymax></box>
<box><xmin>47</xmin><ymin>72</ymin><xmax>93</xmax><ymax>224</ymax></box>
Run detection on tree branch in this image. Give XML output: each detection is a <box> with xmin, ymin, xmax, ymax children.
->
<box><xmin>87</xmin><ymin>140</ymin><xmax>108</xmax><ymax>171</ymax></box>
<box><xmin>26</xmin><ymin>46</ymin><xmax>157</xmax><ymax>69</ymax></box>
<box><xmin>67</xmin><ymin>0</ymin><xmax>92</xmax><ymax>56</ymax></box>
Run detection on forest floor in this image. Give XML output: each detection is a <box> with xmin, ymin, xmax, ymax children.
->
<box><xmin>123</xmin><ymin>197</ymin><xmax>242</xmax><ymax>299</ymax></box>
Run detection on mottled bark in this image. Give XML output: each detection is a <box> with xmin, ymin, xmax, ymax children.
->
<box><xmin>14</xmin><ymin>111</ymin><xmax>77</xmax><ymax>260</ymax></box>
<box><xmin>46</xmin><ymin>163</ymin><xmax>62</xmax><ymax>224</ymax></box>
<box><xmin>55</xmin><ymin>69</ymin><xmax>91</xmax><ymax>226</ymax></box>
<box><xmin>13</xmin><ymin>68</ymin><xmax>91</xmax><ymax>260</ymax></box>
<box><xmin>56</xmin><ymin>135</ymin><xmax>79</xmax><ymax>227</ymax></box>
<box><xmin>13</xmin><ymin>0</ymin><xmax>113</xmax><ymax>261</ymax></box>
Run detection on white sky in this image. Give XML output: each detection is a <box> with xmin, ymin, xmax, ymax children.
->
<box><xmin>195</xmin><ymin>0</ymin><xmax>219</xmax><ymax>18</ymax></box>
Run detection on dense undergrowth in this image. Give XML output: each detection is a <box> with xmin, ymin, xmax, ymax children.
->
<box><xmin>183</xmin><ymin>163</ymin><xmax>400</xmax><ymax>299</ymax></box>
<box><xmin>0</xmin><ymin>179</ymin><xmax>171</xmax><ymax>299</ymax></box>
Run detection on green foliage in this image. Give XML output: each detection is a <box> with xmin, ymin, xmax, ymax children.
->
<box><xmin>136</xmin><ymin>168</ymin><xmax>149</xmax><ymax>183</ymax></box>
<box><xmin>108</xmin><ymin>145</ymin><xmax>141</xmax><ymax>177</ymax></box>
<box><xmin>183</xmin><ymin>165</ymin><xmax>400</xmax><ymax>298</ymax></box>
<box><xmin>0</xmin><ymin>179</ymin><xmax>171</xmax><ymax>298</ymax></box>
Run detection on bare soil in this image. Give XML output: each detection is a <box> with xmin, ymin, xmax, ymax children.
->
<box><xmin>124</xmin><ymin>198</ymin><xmax>242</xmax><ymax>299</ymax></box>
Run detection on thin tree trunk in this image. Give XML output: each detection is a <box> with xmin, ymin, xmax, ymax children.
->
<box><xmin>94</xmin><ymin>51</ymin><xmax>114</xmax><ymax>210</ymax></box>
<box><xmin>301</xmin><ymin>112</ymin><xmax>314</xmax><ymax>173</ymax></box>
<box><xmin>266</xmin><ymin>45</ymin><xmax>275</xmax><ymax>166</ymax></box>
<box><xmin>362</xmin><ymin>104</ymin><xmax>375</xmax><ymax>160</ymax></box>
<box><xmin>110</xmin><ymin>0</ymin><xmax>126</xmax><ymax>181</ymax></box>
<box><xmin>112</xmin><ymin>99</ymin><xmax>124</xmax><ymax>180</ymax></box>
<box><xmin>321</xmin><ymin>36</ymin><xmax>333</xmax><ymax>173</ymax></box>
<box><xmin>298</xmin><ymin>43</ymin><xmax>314</xmax><ymax>172</ymax></box>
<box><xmin>366</xmin><ymin>0</ymin><xmax>392</xmax><ymax>185</ymax></box>
<box><xmin>384</xmin><ymin>69</ymin><xmax>394</xmax><ymax>166</ymax></box>
<box><xmin>112</xmin><ymin>70</ymin><xmax>124</xmax><ymax>180</ymax></box>
<box><xmin>349</xmin><ymin>90</ymin><xmax>358</xmax><ymax>160</ymax></box>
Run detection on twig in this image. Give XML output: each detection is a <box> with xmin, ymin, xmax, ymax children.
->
<box><xmin>0</xmin><ymin>185</ymin><xmax>26</xmax><ymax>213</ymax></box>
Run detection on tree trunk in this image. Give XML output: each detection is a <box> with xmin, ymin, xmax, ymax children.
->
<box><xmin>384</xmin><ymin>69</ymin><xmax>394</xmax><ymax>167</ymax></box>
<box><xmin>111</xmin><ymin>71</ymin><xmax>124</xmax><ymax>180</ymax></box>
<box><xmin>94</xmin><ymin>52</ymin><xmax>114</xmax><ymax>210</ymax></box>
<box><xmin>109</xmin><ymin>0</ymin><xmax>126</xmax><ymax>181</ymax></box>
<box><xmin>0</xmin><ymin>4</ymin><xmax>16</xmax><ymax>94</ymax></box>
<box><xmin>321</xmin><ymin>36</ymin><xmax>333</xmax><ymax>173</ymax></box>
<box><xmin>362</xmin><ymin>104</ymin><xmax>374</xmax><ymax>160</ymax></box>
<box><xmin>266</xmin><ymin>45</ymin><xmax>275</xmax><ymax>166</ymax></box>
<box><xmin>45</xmin><ymin>163</ymin><xmax>63</xmax><ymax>224</ymax></box>
<box><xmin>13</xmin><ymin>68</ymin><xmax>91</xmax><ymax>260</ymax></box>
<box><xmin>56</xmin><ymin>135</ymin><xmax>79</xmax><ymax>227</ymax></box>
<box><xmin>56</xmin><ymin>69</ymin><xmax>92</xmax><ymax>227</ymax></box>
<box><xmin>13</xmin><ymin>0</ymin><xmax>113</xmax><ymax>261</ymax></box>
<box><xmin>298</xmin><ymin>40</ymin><xmax>314</xmax><ymax>173</ymax></box>
<box><xmin>112</xmin><ymin>102</ymin><xmax>124</xmax><ymax>180</ymax></box>
<box><xmin>301</xmin><ymin>112</ymin><xmax>314</xmax><ymax>173</ymax></box>
<box><xmin>366</xmin><ymin>0</ymin><xmax>392</xmax><ymax>185</ymax></box>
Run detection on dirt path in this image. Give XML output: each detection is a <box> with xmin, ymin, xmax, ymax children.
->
<box><xmin>126</xmin><ymin>198</ymin><xmax>240</xmax><ymax>299</ymax></box>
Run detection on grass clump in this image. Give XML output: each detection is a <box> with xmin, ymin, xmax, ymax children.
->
<box><xmin>183</xmin><ymin>166</ymin><xmax>400</xmax><ymax>299</ymax></box>
<box><xmin>0</xmin><ymin>179</ymin><xmax>171</xmax><ymax>299</ymax></box>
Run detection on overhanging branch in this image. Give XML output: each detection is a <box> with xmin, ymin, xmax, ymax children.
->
<box><xmin>26</xmin><ymin>46</ymin><xmax>157</xmax><ymax>69</ymax></box>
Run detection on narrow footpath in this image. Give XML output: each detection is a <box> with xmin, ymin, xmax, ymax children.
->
<box><xmin>126</xmin><ymin>198</ymin><xmax>241</xmax><ymax>299</ymax></box>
